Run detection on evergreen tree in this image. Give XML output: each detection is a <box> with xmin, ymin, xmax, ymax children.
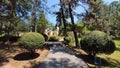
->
<box><xmin>36</xmin><ymin>11</ymin><xmax>48</xmax><ymax>33</ymax></box>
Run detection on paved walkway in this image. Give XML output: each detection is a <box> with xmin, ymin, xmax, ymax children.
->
<box><xmin>37</xmin><ymin>45</ymin><xmax>89</xmax><ymax>68</ymax></box>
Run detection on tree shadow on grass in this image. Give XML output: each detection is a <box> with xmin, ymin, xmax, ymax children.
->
<box><xmin>0</xmin><ymin>54</ymin><xmax>9</xmax><ymax>66</ymax></box>
<box><xmin>116</xmin><ymin>48</ymin><xmax>120</xmax><ymax>51</ymax></box>
<box><xmin>106</xmin><ymin>57</ymin><xmax>120</xmax><ymax>67</ymax></box>
<box><xmin>75</xmin><ymin>54</ymin><xmax>110</xmax><ymax>67</ymax></box>
<box><xmin>13</xmin><ymin>52</ymin><xmax>39</xmax><ymax>61</ymax></box>
<box><xmin>113</xmin><ymin>37</ymin><xmax>120</xmax><ymax>40</ymax></box>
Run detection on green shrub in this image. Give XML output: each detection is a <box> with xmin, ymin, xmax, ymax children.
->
<box><xmin>19</xmin><ymin>32</ymin><xmax>45</xmax><ymax>53</ymax></box>
<box><xmin>64</xmin><ymin>36</ymin><xmax>71</xmax><ymax>45</ymax></box>
<box><xmin>67</xmin><ymin>32</ymin><xmax>75</xmax><ymax>43</ymax></box>
<box><xmin>80</xmin><ymin>30</ymin><xmax>115</xmax><ymax>56</ymax></box>
<box><xmin>48</xmin><ymin>36</ymin><xmax>59</xmax><ymax>41</ymax></box>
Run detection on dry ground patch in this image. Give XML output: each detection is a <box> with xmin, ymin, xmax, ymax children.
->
<box><xmin>0</xmin><ymin>44</ymin><xmax>49</xmax><ymax>68</ymax></box>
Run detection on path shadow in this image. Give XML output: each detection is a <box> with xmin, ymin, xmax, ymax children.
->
<box><xmin>43</xmin><ymin>44</ymin><xmax>53</xmax><ymax>50</ymax></box>
<box><xmin>43</xmin><ymin>44</ymin><xmax>74</xmax><ymax>55</ymax></box>
<box><xmin>13</xmin><ymin>52</ymin><xmax>39</xmax><ymax>61</ymax></box>
<box><xmin>35</xmin><ymin>58</ymin><xmax>88</xmax><ymax>68</ymax></box>
<box><xmin>75</xmin><ymin>54</ymin><xmax>109</xmax><ymax>66</ymax></box>
<box><xmin>50</xmin><ymin>45</ymin><xmax>75</xmax><ymax>55</ymax></box>
<box><xmin>0</xmin><ymin>54</ymin><xmax>9</xmax><ymax>66</ymax></box>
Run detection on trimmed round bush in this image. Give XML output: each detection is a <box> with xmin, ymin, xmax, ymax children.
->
<box><xmin>19</xmin><ymin>32</ymin><xmax>45</xmax><ymax>53</ymax></box>
<box><xmin>80</xmin><ymin>30</ymin><xmax>115</xmax><ymax>56</ymax></box>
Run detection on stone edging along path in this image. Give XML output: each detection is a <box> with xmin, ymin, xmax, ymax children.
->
<box><xmin>37</xmin><ymin>45</ymin><xmax>89</xmax><ymax>68</ymax></box>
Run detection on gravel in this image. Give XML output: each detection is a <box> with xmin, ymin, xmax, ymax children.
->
<box><xmin>37</xmin><ymin>45</ymin><xmax>89</xmax><ymax>68</ymax></box>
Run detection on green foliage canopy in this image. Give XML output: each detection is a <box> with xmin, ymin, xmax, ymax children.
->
<box><xmin>19</xmin><ymin>32</ymin><xmax>45</xmax><ymax>52</ymax></box>
<box><xmin>36</xmin><ymin>11</ymin><xmax>48</xmax><ymax>33</ymax></box>
<box><xmin>80</xmin><ymin>30</ymin><xmax>115</xmax><ymax>56</ymax></box>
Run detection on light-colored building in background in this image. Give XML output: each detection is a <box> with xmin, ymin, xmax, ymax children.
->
<box><xmin>45</xmin><ymin>27</ymin><xmax>59</xmax><ymax>36</ymax></box>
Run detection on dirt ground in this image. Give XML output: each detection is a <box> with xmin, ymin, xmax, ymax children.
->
<box><xmin>0</xmin><ymin>44</ymin><xmax>50</xmax><ymax>68</ymax></box>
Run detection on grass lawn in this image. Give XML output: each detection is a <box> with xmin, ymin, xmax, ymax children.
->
<box><xmin>97</xmin><ymin>40</ymin><xmax>120</xmax><ymax>68</ymax></box>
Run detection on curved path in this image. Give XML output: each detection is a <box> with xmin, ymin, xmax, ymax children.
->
<box><xmin>37</xmin><ymin>45</ymin><xmax>89</xmax><ymax>68</ymax></box>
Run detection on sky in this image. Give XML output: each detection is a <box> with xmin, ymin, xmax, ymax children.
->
<box><xmin>46</xmin><ymin>0</ymin><xmax>120</xmax><ymax>25</ymax></box>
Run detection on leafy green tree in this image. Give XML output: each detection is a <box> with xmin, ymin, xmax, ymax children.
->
<box><xmin>14</xmin><ymin>21</ymin><xmax>29</xmax><ymax>32</ymax></box>
<box><xmin>75</xmin><ymin>22</ymin><xmax>85</xmax><ymax>37</ymax></box>
<box><xmin>108</xmin><ymin>1</ymin><xmax>120</xmax><ymax>37</ymax></box>
<box><xmin>0</xmin><ymin>0</ymin><xmax>47</xmax><ymax>33</ymax></box>
<box><xmin>36</xmin><ymin>11</ymin><xmax>48</xmax><ymax>33</ymax></box>
<box><xmin>55</xmin><ymin>0</ymin><xmax>68</xmax><ymax>36</ymax></box>
<box><xmin>47</xmin><ymin>23</ymin><xmax>55</xmax><ymax>30</ymax></box>
<box><xmin>67</xmin><ymin>0</ymin><xmax>80</xmax><ymax>48</ymax></box>
<box><xmin>29</xmin><ymin>0</ymin><xmax>47</xmax><ymax>32</ymax></box>
<box><xmin>83</xmin><ymin>0</ymin><xmax>103</xmax><ymax>29</ymax></box>
<box><xmin>0</xmin><ymin>0</ymin><xmax>32</xmax><ymax>34</ymax></box>
<box><xmin>0</xmin><ymin>0</ymin><xmax>32</xmax><ymax>20</ymax></box>
<box><xmin>83</xmin><ymin>0</ymin><xmax>120</xmax><ymax>37</ymax></box>
<box><xmin>55</xmin><ymin>0</ymin><xmax>92</xmax><ymax>48</ymax></box>
<box><xmin>57</xmin><ymin>0</ymin><xmax>80</xmax><ymax>48</ymax></box>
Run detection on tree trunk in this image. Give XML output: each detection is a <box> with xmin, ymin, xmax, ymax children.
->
<box><xmin>0</xmin><ymin>21</ymin><xmax>3</xmax><ymax>33</ymax></box>
<box><xmin>68</xmin><ymin>3</ymin><xmax>79</xmax><ymax>48</ymax></box>
<box><xmin>29</xmin><ymin>49</ymin><xmax>36</xmax><ymax>57</ymax></box>
<box><xmin>30</xmin><ymin>49</ymin><xmax>35</xmax><ymax>54</ymax></box>
<box><xmin>60</xmin><ymin>0</ymin><xmax>67</xmax><ymax>36</ymax></box>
